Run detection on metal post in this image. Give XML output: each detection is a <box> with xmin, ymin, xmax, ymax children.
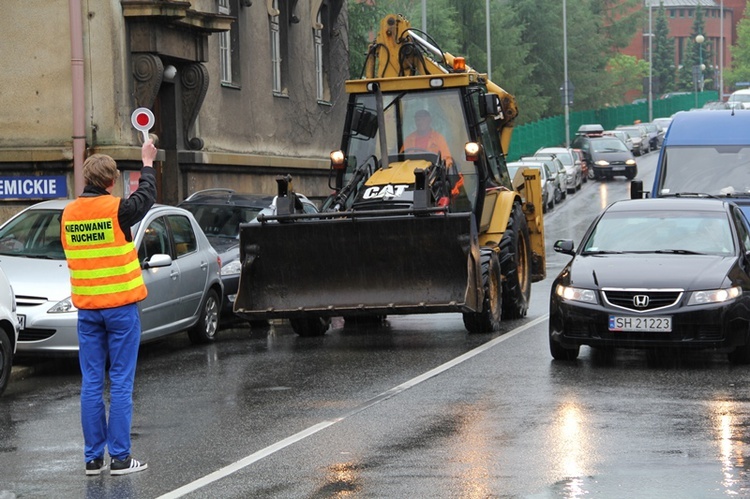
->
<box><xmin>720</xmin><ymin>0</ymin><xmax>724</xmax><ymax>99</ymax></box>
<box><xmin>422</xmin><ymin>0</ymin><xmax>426</xmax><ymax>32</ymax></box>
<box><xmin>648</xmin><ymin>0</ymin><xmax>653</xmax><ymax>122</ymax></box>
<box><xmin>563</xmin><ymin>0</ymin><xmax>570</xmax><ymax>148</ymax></box>
<box><xmin>486</xmin><ymin>0</ymin><xmax>491</xmax><ymax>80</ymax></box>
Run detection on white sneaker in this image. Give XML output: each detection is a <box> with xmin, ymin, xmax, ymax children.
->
<box><xmin>110</xmin><ymin>456</ymin><xmax>148</xmax><ymax>476</ymax></box>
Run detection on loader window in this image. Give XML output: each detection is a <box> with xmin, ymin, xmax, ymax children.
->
<box><xmin>344</xmin><ymin>89</ymin><xmax>476</xmax><ymax>212</ymax></box>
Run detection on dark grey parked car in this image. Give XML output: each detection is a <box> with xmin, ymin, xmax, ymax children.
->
<box><xmin>179</xmin><ymin>189</ymin><xmax>318</xmax><ymax>325</ymax></box>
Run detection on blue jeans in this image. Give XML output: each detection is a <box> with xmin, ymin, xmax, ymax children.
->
<box><xmin>78</xmin><ymin>303</ymin><xmax>141</xmax><ymax>462</ymax></box>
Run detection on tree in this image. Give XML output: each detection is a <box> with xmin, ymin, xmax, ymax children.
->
<box><xmin>725</xmin><ymin>14</ymin><xmax>750</xmax><ymax>89</ymax></box>
<box><xmin>347</xmin><ymin>1</ymin><xmax>381</xmax><ymax>79</ymax></box>
<box><xmin>676</xmin><ymin>3</ymin><xmax>713</xmax><ymax>91</ymax></box>
<box><xmin>347</xmin><ymin>1</ymin><xmax>460</xmax><ymax>79</ymax></box>
<box><xmin>608</xmin><ymin>53</ymin><xmax>649</xmax><ymax>104</ymax></box>
<box><xmin>652</xmin><ymin>1</ymin><xmax>675</xmax><ymax>95</ymax></box>
<box><xmin>592</xmin><ymin>0</ymin><xmax>643</xmax><ymax>51</ymax></box>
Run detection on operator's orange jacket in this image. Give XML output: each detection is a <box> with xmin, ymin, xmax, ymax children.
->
<box><xmin>403</xmin><ymin>130</ymin><xmax>453</xmax><ymax>165</ymax></box>
<box><xmin>61</xmin><ymin>196</ymin><xmax>147</xmax><ymax>309</ymax></box>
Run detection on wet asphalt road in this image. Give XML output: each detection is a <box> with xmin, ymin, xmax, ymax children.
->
<box><xmin>5</xmin><ymin>152</ymin><xmax>750</xmax><ymax>498</ymax></box>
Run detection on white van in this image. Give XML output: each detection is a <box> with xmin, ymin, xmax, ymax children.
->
<box><xmin>727</xmin><ymin>88</ymin><xmax>750</xmax><ymax>109</ymax></box>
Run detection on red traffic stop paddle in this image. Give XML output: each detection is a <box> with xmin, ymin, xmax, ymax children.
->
<box><xmin>131</xmin><ymin>108</ymin><xmax>155</xmax><ymax>143</ymax></box>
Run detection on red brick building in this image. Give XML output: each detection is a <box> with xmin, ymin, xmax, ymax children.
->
<box><xmin>622</xmin><ymin>0</ymin><xmax>746</xmax><ymax>99</ymax></box>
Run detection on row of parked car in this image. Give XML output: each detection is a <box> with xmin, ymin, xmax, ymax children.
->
<box><xmin>507</xmin><ymin>147</ymin><xmax>586</xmax><ymax>214</ymax></box>
<box><xmin>0</xmin><ymin>187</ymin><xmax>321</xmax><ymax>395</ymax></box>
<box><xmin>506</xmin><ymin>117</ymin><xmax>673</xmax><ymax>215</ymax></box>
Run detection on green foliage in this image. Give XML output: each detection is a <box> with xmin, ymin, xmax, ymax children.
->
<box><xmin>725</xmin><ymin>15</ymin><xmax>750</xmax><ymax>89</ymax></box>
<box><xmin>346</xmin><ymin>0</ymin><xmax>640</xmax><ymax>124</ymax></box>
<box><xmin>676</xmin><ymin>4</ymin><xmax>713</xmax><ymax>91</ymax></box>
<box><xmin>608</xmin><ymin>54</ymin><xmax>649</xmax><ymax>104</ymax></box>
<box><xmin>591</xmin><ymin>0</ymin><xmax>643</xmax><ymax>51</ymax></box>
<box><xmin>652</xmin><ymin>1</ymin><xmax>675</xmax><ymax>95</ymax></box>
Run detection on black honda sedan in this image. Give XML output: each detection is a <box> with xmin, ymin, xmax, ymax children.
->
<box><xmin>549</xmin><ymin>197</ymin><xmax>750</xmax><ymax>363</ymax></box>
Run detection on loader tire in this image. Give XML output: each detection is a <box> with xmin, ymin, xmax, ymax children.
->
<box><xmin>463</xmin><ymin>249</ymin><xmax>502</xmax><ymax>334</ymax></box>
<box><xmin>500</xmin><ymin>202</ymin><xmax>532</xmax><ymax>319</ymax></box>
<box><xmin>290</xmin><ymin>316</ymin><xmax>330</xmax><ymax>337</ymax></box>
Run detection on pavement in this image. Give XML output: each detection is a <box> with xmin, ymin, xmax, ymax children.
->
<box><xmin>10</xmin><ymin>363</ymin><xmax>37</xmax><ymax>382</ymax></box>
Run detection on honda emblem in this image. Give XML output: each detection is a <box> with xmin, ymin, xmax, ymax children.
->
<box><xmin>633</xmin><ymin>295</ymin><xmax>650</xmax><ymax>308</ymax></box>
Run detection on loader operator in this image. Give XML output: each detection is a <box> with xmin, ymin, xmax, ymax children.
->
<box><xmin>402</xmin><ymin>109</ymin><xmax>454</xmax><ymax>168</ymax></box>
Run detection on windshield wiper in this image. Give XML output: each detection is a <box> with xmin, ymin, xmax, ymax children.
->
<box><xmin>583</xmin><ymin>250</ymin><xmax>624</xmax><ymax>255</ymax></box>
<box><xmin>660</xmin><ymin>192</ymin><xmax>719</xmax><ymax>199</ymax></box>
<box><xmin>653</xmin><ymin>249</ymin><xmax>706</xmax><ymax>255</ymax></box>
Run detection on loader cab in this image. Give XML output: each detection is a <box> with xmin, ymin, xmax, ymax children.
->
<box><xmin>338</xmin><ymin>84</ymin><xmax>506</xmax><ymax>216</ymax></box>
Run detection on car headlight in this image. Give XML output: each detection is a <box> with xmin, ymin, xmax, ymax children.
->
<box><xmin>688</xmin><ymin>286</ymin><xmax>741</xmax><ymax>305</ymax></box>
<box><xmin>48</xmin><ymin>297</ymin><xmax>77</xmax><ymax>314</ymax></box>
<box><xmin>556</xmin><ymin>284</ymin><xmax>598</xmax><ymax>304</ymax></box>
<box><xmin>626</xmin><ymin>159</ymin><xmax>636</xmax><ymax>166</ymax></box>
<box><xmin>221</xmin><ymin>259</ymin><xmax>242</xmax><ymax>277</ymax></box>
<box><xmin>595</xmin><ymin>160</ymin><xmax>609</xmax><ymax>166</ymax></box>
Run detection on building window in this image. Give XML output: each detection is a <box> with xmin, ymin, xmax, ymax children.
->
<box><xmin>269</xmin><ymin>0</ymin><xmax>289</xmax><ymax>96</ymax></box>
<box><xmin>218</xmin><ymin>0</ymin><xmax>240</xmax><ymax>87</ymax></box>
<box><xmin>679</xmin><ymin>9</ymin><xmax>684</xmax><ymax>17</ymax></box>
<box><xmin>688</xmin><ymin>9</ymin><xmax>693</xmax><ymax>18</ymax></box>
<box><xmin>314</xmin><ymin>23</ymin><xmax>324</xmax><ymax>101</ymax></box>
<box><xmin>270</xmin><ymin>3</ymin><xmax>281</xmax><ymax>93</ymax></box>
<box><xmin>669</xmin><ymin>9</ymin><xmax>675</xmax><ymax>18</ymax></box>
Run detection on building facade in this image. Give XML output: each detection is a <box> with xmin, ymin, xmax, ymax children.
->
<box><xmin>623</xmin><ymin>0</ymin><xmax>746</xmax><ymax>99</ymax></box>
<box><xmin>0</xmin><ymin>0</ymin><xmax>349</xmax><ymax>220</ymax></box>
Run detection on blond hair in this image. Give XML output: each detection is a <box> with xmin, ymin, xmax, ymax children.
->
<box><xmin>83</xmin><ymin>154</ymin><xmax>120</xmax><ymax>190</ymax></box>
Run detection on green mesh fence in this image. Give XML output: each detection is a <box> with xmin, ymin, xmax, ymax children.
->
<box><xmin>508</xmin><ymin>91</ymin><xmax>719</xmax><ymax>160</ymax></box>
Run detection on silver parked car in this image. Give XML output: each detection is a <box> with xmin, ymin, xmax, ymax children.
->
<box><xmin>616</xmin><ymin>125</ymin><xmax>649</xmax><ymax>156</ymax></box>
<box><xmin>0</xmin><ymin>267</ymin><xmax>18</xmax><ymax>395</ymax></box>
<box><xmin>507</xmin><ymin>160</ymin><xmax>557</xmax><ymax>213</ymax></box>
<box><xmin>0</xmin><ymin>200</ymin><xmax>224</xmax><ymax>356</ymax></box>
<box><xmin>534</xmin><ymin>147</ymin><xmax>583</xmax><ymax>194</ymax></box>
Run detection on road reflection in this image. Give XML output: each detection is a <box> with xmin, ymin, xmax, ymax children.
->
<box><xmin>549</xmin><ymin>400</ymin><xmax>594</xmax><ymax>498</ymax></box>
<box><xmin>710</xmin><ymin>399</ymin><xmax>747</xmax><ymax>495</ymax></box>
<box><xmin>598</xmin><ymin>182</ymin><xmax>609</xmax><ymax>211</ymax></box>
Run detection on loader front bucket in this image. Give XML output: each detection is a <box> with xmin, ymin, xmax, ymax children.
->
<box><xmin>234</xmin><ymin>213</ymin><xmax>480</xmax><ymax>320</ymax></box>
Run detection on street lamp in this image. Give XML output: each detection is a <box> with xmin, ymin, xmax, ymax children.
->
<box><xmin>696</xmin><ymin>34</ymin><xmax>705</xmax><ymax>92</ymax></box>
<box><xmin>693</xmin><ymin>34</ymin><xmax>705</xmax><ymax>107</ymax></box>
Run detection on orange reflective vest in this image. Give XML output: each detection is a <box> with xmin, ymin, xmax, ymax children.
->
<box><xmin>61</xmin><ymin>196</ymin><xmax>147</xmax><ymax>309</ymax></box>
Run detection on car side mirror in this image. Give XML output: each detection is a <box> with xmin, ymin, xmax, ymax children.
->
<box><xmin>553</xmin><ymin>239</ymin><xmax>575</xmax><ymax>256</ymax></box>
<box><xmin>143</xmin><ymin>253</ymin><xmax>172</xmax><ymax>269</ymax></box>
<box><xmin>479</xmin><ymin>93</ymin><xmax>503</xmax><ymax>118</ymax></box>
<box><xmin>350</xmin><ymin>107</ymin><xmax>378</xmax><ymax>139</ymax></box>
<box><xmin>630</xmin><ymin>179</ymin><xmax>644</xmax><ymax>199</ymax></box>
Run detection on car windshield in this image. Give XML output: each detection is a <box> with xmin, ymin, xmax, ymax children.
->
<box><xmin>507</xmin><ymin>163</ymin><xmax>543</xmax><ymax>180</ymax></box>
<box><xmin>729</xmin><ymin>93</ymin><xmax>750</xmax><ymax>103</ymax></box>
<box><xmin>0</xmin><ymin>209</ymin><xmax>65</xmax><ymax>259</ymax></box>
<box><xmin>583</xmin><ymin>210</ymin><xmax>734</xmax><ymax>256</ymax></box>
<box><xmin>592</xmin><ymin>139</ymin><xmax>628</xmax><ymax>153</ymax></box>
<box><xmin>660</xmin><ymin>146</ymin><xmax>750</xmax><ymax>196</ymax></box>
<box><xmin>620</xmin><ymin>129</ymin><xmax>641</xmax><ymax>139</ymax></box>
<box><xmin>182</xmin><ymin>204</ymin><xmax>263</xmax><ymax>238</ymax></box>
<box><xmin>540</xmin><ymin>151</ymin><xmax>572</xmax><ymax>166</ymax></box>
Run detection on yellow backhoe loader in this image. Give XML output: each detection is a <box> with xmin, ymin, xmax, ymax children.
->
<box><xmin>234</xmin><ymin>14</ymin><xmax>545</xmax><ymax>336</ymax></box>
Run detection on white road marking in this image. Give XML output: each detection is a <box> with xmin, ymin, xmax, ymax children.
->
<box><xmin>157</xmin><ymin>315</ymin><xmax>548</xmax><ymax>498</ymax></box>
